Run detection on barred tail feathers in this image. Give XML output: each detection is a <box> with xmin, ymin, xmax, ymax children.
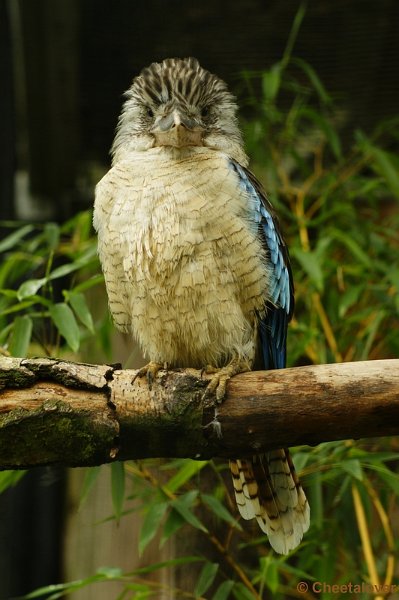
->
<box><xmin>230</xmin><ymin>449</ymin><xmax>309</xmax><ymax>554</ymax></box>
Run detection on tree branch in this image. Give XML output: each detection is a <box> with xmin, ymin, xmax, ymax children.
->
<box><xmin>0</xmin><ymin>357</ymin><xmax>398</xmax><ymax>470</ymax></box>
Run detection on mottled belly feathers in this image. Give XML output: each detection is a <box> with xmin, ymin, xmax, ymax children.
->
<box><xmin>94</xmin><ymin>147</ymin><xmax>269</xmax><ymax>368</ymax></box>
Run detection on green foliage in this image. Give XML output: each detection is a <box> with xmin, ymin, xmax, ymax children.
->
<box><xmin>0</xmin><ymin>210</ymin><xmax>104</xmax><ymax>358</ymax></box>
<box><xmin>0</xmin><ymin>211</ymin><xmax>109</xmax><ymax>557</ymax></box>
<box><xmin>238</xmin><ymin>27</ymin><xmax>399</xmax><ymax>369</ymax></box>
<box><xmin>4</xmin><ymin>9</ymin><xmax>399</xmax><ymax>598</ymax></box>
<box><xmin>111</xmin><ymin>461</ymin><xmax>126</xmax><ymax>523</ymax></box>
<box><xmin>20</xmin><ymin>559</ymin><xmax>204</xmax><ymax>600</ymax></box>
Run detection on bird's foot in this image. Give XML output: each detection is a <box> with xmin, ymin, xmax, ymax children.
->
<box><xmin>132</xmin><ymin>361</ymin><xmax>164</xmax><ymax>389</ymax></box>
<box><xmin>202</xmin><ymin>358</ymin><xmax>250</xmax><ymax>403</ymax></box>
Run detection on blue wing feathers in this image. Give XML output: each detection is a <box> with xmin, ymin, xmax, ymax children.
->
<box><xmin>229</xmin><ymin>159</ymin><xmax>294</xmax><ymax>371</ymax></box>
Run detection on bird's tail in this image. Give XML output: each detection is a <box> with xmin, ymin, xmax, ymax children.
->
<box><xmin>230</xmin><ymin>449</ymin><xmax>309</xmax><ymax>554</ymax></box>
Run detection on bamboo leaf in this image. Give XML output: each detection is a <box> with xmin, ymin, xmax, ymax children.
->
<box><xmin>338</xmin><ymin>285</ymin><xmax>364</xmax><ymax>318</ymax></box>
<box><xmin>21</xmin><ymin>568</ymin><xmax>123</xmax><ymax>599</ymax></box>
<box><xmin>123</xmin><ymin>583</ymin><xmax>151</xmax><ymax>597</ymax></box>
<box><xmin>96</xmin><ymin>566</ymin><xmax>123</xmax><ymax>578</ymax></box>
<box><xmin>342</xmin><ymin>459</ymin><xmax>363</xmax><ymax>481</ymax></box>
<box><xmin>262</xmin><ymin>63</ymin><xmax>281</xmax><ymax>103</ymax></box>
<box><xmin>8</xmin><ymin>315</ymin><xmax>33</xmax><ymax>357</ymax></box>
<box><xmin>139</xmin><ymin>502</ymin><xmax>168</xmax><ymax>555</ymax></box>
<box><xmin>17</xmin><ymin>278</ymin><xmax>47</xmax><ymax>300</ymax></box>
<box><xmin>133</xmin><ymin>556</ymin><xmax>203</xmax><ymax>575</ymax></box>
<box><xmin>212</xmin><ymin>581</ymin><xmax>235</xmax><ymax>600</ymax></box>
<box><xmin>281</xmin><ymin>3</ymin><xmax>306</xmax><ymax>66</ymax></box>
<box><xmin>375</xmin><ymin>468</ymin><xmax>399</xmax><ymax>496</ymax></box>
<box><xmin>0</xmin><ymin>471</ymin><xmax>26</xmax><ymax>494</ymax></box>
<box><xmin>21</xmin><ymin>582</ymin><xmax>75</xmax><ymax>599</ymax></box>
<box><xmin>194</xmin><ymin>562</ymin><xmax>219</xmax><ymax>598</ymax></box>
<box><xmin>68</xmin><ymin>291</ymin><xmax>94</xmax><ymax>332</ymax></box>
<box><xmin>79</xmin><ymin>466</ymin><xmax>101</xmax><ymax>509</ymax></box>
<box><xmin>49</xmin><ymin>303</ymin><xmax>80</xmax><ymax>352</ymax></box>
<box><xmin>171</xmin><ymin>491</ymin><xmax>208</xmax><ymax>532</ymax></box>
<box><xmin>201</xmin><ymin>493</ymin><xmax>241</xmax><ymax>528</ymax></box>
<box><xmin>292</xmin><ymin>57</ymin><xmax>332</xmax><ymax>104</ymax></box>
<box><xmin>1</xmin><ymin>297</ymin><xmax>49</xmax><ymax>316</ymax></box>
<box><xmin>72</xmin><ymin>274</ymin><xmax>104</xmax><ymax>293</ymax></box>
<box><xmin>291</xmin><ymin>248</ymin><xmax>324</xmax><ymax>291</ymax></box>
<box><xmin>0</xmin><ymin>224</ymin><xmax>35</xmax><ymax>253</ymax></box>
<box><xmin>259</xmin><ymin>556</ymin><xmax>279</xmax><ymax>593</ymax></box>
<box><xmin>329</xmin><ymin>228</ymin><xmax>372</xmax><ymax>267</ymax></box>
<box><xmin>369</xmin><ymin>147</ymin><xmax>399</xmax><ymax>198</ymax></box>
<box><xmin>233</xmin><ymin>583</ymin><xmax>258</xmax><ymax>600</ymax></box>
<box><xmin>160</xmin><ymin>508</ymin><xmax>185</xmax><ymax>547</ymax></box>
<box><xmin>360</xmin><ymin>311</ymin><xmax>385</xmax><ymax>360</ymax></box>
<box><xmin>165</xmin><ymin>459</ymin><xmax>208</xmax><ymax>493</ymax></box>
<box><xmin>110</xmin><ymin>462</ymin><xmax>125</xmax><ymax>522</ymax></box>
<box><xmin>44</xmin><ymin>222</ymin><xmax>60</xmax><ymax>250</ymax></box>
<box><xmin>48</xmin><ymin>262</ymin><xmax>84</xmax><ymax>281</ymax></box>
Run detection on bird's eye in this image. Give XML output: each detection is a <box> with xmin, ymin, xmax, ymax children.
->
<box><xmin>201</xmin><ymin>106</ymin><xmax>209</xmax><ymax>118</ymax></box>
<box><xmin>146</xmin><ymin>107</ymin><xmax>154</xmax><ymax>118</ymax></box>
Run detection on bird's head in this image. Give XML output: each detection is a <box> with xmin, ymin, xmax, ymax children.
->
<box><xmin>111</xmin><ymin>57</ymin><xmax>248</xmax><ymax>165</ymax></box>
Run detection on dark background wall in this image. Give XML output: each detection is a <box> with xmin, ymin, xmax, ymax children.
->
<box><xmin>3</xmin><ymin>0</ymin><xmax>399</xmax><ymax>221</ymax></box>
<box><xmin>78</xmin><ymin>0</ymin><xmax>399</xmax><ymax>164</ymax></box>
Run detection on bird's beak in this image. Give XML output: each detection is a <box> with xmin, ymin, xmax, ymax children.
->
<box><xmin>152</xmin><ymin>109</ymin><xmax>203</xmax><ymax>148</ymax></box>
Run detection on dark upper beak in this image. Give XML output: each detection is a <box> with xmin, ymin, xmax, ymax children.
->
<box><xmin>152</xmin><ymin>109</ymin><xmax>203</xmax><ymax>148</ymax></box>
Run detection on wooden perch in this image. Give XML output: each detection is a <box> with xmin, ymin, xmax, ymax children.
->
<box><xmin>0</xmin><ymin>357</ymin><xmax>398</xmax><ymax>470</ymax></box>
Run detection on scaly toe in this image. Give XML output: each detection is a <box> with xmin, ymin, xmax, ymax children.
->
<box><xmin>203</xmin><ymin>371</ymin><xmax>229</xmax><ymax>403</ymax></box>
<box><xmin>203</xmin><ymin>359</ymin><xmax>250</xmax><ymax>403</ymax></box>
<box><xmin>202</xmin><ymin>364</ymin><xmax>218</xmax><ymax>376</ymax></box>
<box><xmin>203</xmin><ymin>373</ymin><xmax>220</xmax><ymax>399</ymax></box>
<box><xmin>132</xmin><ymin>361</ymin><xmax>163</xmax><ymax>389</ymax></box>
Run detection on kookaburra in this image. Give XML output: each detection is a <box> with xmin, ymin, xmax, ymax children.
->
<box><xmin>93</xmin><ymin>57</ymin><xmax>310</xmax><ymax>554</ymax></box>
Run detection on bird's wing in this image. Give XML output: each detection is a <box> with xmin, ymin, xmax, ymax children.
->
<box><xmin>229</xmin><ymin>162</ymin><xmax>308</xmax><ymax>553</ymax></box>
<box><xmin>93</xmin><ymin>174</ymin><xmax>131</xmax><ymax>334</ymax></box>
<box><xmin>230</xmin><ymin>160</ymin><xmax>294</xmax><ymax>370</ymax></box>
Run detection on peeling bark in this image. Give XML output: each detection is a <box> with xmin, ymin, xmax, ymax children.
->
<box><xmin>0</xmin><ymin>357</ymin><xmax>398</xmax><ymax>469</ymax></box>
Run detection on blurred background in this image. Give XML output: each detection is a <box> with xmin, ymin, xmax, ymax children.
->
<box><xmin>1</xmin><ymin>0</ymin><xmax>399</xmax><ymax>598</ymax></box>
<box><xmin>3</xmin><ymin>0</ymin><xmax>399</xmax><ymax>223</ymax></box>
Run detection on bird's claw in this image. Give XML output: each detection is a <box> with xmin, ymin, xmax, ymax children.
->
<box><xmin>202</xmin><ymin>359</ymin><xmax>250</xmax><ymax>404</ymax></box>
<box><xmin>204</xmin><ymin>371</ymin><xmax>230</xmax><ymax>403</ymax></box>
<box><xmin>132</xmin><ymin>361</ymin><xmax>163</xmax><ymax>389</ymax></box>
<box><xmin>202</xmin><ymin>360</ymin><xmax>249</xmax><ymax>440</ymax></box>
